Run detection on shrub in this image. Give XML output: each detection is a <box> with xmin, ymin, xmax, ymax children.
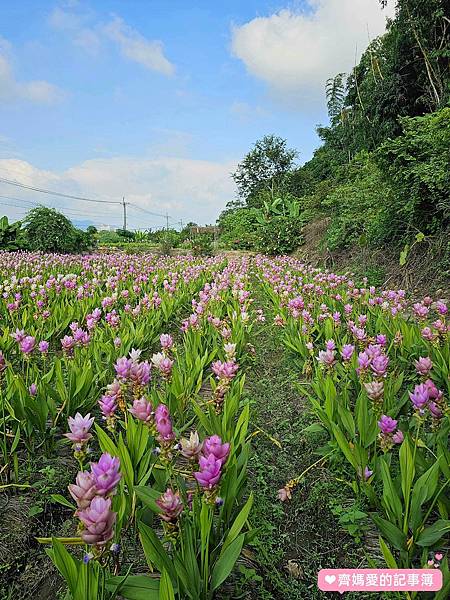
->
<box><xmin>255</xmin><ymin>215</ymin><xmax>304</xmax><ymax>255</ymax></box>
<box><xmin>23</xmin><ymin>207</ymin><xmax>90</xmax><ymax>253</ymax></box>
<box><xmin>191</xmin><ymin>233</ymin><xmax>213</xmax><ymax>256</ymax></box>
<box><xmin>376</xmin><ymin>107</ymin><xmax>450</xmax><ymax>235</ymax></box>
<box><xmin>0</xmin><ymin>215</ymin><xmax>27</xmax><ymax>250</ymax></box>
<box><xmin>218</xmin><ymin>208</ymin><xmax>260</xmax><ymax>250</ymax></box>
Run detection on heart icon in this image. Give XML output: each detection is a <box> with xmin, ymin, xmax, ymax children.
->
<box><xmin>325</xmin><ymin>575</ymin><xmax>336</xmax><ymax>584</ymax></box>
<box><xmin>435</xmin><ymin>553</ymin><xmax>443</xmax><ymax>561</ymax></box>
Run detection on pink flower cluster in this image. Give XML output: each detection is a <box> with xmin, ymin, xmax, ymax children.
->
<box><xmin>68</xmin><ymin>452</ymin><xmax>121</xmax><ymax>547</ymax></box>
<box><xmin>377</xmin><ymin>415</ymin><xmax>403</xmax><ymax>451</ymax></box>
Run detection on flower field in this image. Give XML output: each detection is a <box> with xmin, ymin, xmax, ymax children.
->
<box><xmin>0</xmin><ymin>251</ymin><xmax>449</xmax><ymax>599</ymax></box>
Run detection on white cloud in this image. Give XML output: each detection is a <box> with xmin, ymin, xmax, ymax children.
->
<box><xmin>103</xmin><ymin>16</ymin><xmax>174</xmax><ymax>76</ymax></box>
<box><xmin>231</xmin><ymin>0</ymin><xmax>395</xmax><ymax>107</ymax></box>
<box><xmin>0</xmin><ymin>43</ymin><xmax>64</xmax><ymax>105</ymax></box>
<box><xmin>49</xmin><ymin>7</ymin><xmax>174</xmax><ymax>75</ymax></box>
<box><xmin>0</xmin><ymin>156</ymin><xmax>235</xmax><ymax>226</ymax></box>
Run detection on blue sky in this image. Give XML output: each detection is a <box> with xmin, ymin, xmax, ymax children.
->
<box><xmin>0</xmin><ymin>0</ymin><xmax>393</xmax><ymax>229</ymax></box>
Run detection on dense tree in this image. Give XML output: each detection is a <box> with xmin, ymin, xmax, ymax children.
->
<box><xmin>23</xmin><ymin>207</ymin><xmax>94</xmax><ymax>253</ymax></box>
<box><xmin>232</xmin><ymin>135</ymin><xmax>298</xmax><ymax>208</ymax></box>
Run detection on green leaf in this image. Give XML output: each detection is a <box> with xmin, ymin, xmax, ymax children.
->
<box><xmin>51</xmin><ymin>494</ymin><xmax>76</xmax><ymax>511</ymax></box>
<box><xmin>410</xmin><ymin>462</ymin><xmax>440</xmax><ymax>532</ymax></box>
<box><xmin>138</xmin><ymin>522</ymin><xmax>175</xmax><ymax>580</ymax></box>
<box><xmin>380</xmin><ymin>459</ymin><xmax>403</xmax><ymax>527</ymax></box>
<box><xmin>399</xmin><ymin>438</ymin><xmax>415</xmax><ymax>506</ymax></box>
<box><xmin>95</xmin><ymin>423</ymin><xmax>119</xmax><ymax>456</ymax></box>
<box><xmin>222</xmin><ymin>493</ymin><xmax>253</xmax><ymax>553</ymax></box>
<box><xmin>211</xmin><ymin>533</ymin><xmax>245</xmax><ymax>591</ymax></box>
<box><xmin>159</xmin><ymin>569</ymin><xmax>175</xmax><ymax>600</ymax></box>
<box><xmin>106</xmin><ymin>575</ymin><xmax>160</xmax><ymax>600</ymax></box>
<box><xmin>371</xmin><ymin>515</ymin><xmax>407</xmax><ymax>551</ymax></box>
<box><xmin>331</xmin><ymin>424</ymin><xmax>357</xmax><ymax>470</ymax></box>
<box><xmin>416</xmin><ymin>520</ymin><xmax>450</xmax><ymax>547</ymax></box>
<box><xmin>48</xmin><ymin>537</ymin><xmax>79</xmax><ymax>596</ymax></box>
<box><xmin>379</xmin><ymin>537</ymin><xmax>398</xmax><ymax>569</ymax></box>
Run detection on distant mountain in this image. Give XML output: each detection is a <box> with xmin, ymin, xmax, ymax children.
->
<box><xmin>72</xmin><ymin>219</ymin><xmax>97</xmax><ymax>231</ymax></box>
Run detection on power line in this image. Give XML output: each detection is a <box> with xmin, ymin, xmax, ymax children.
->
<box><xmin>0</xmin><ymin>176</ymin><xmax>123</xmax><ymax>205</ymax></box>
<box><xmin>127</xmin><ymin>203</ymin><xmax>167</xmax><ymax>219</ymax></box>
<box><xmin>0</xmin><ymin>173</ymin><xmax>178</xmax><ymax>227</ymax></box>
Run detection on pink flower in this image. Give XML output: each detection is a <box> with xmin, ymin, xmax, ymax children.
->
<box><xmin>341</xmin><ymin>344</ymin><xmax>355</xmax><ymax>361</ymax></box>
<box><xmin>414</xmin><ymin>357</ymin><xmax>433</xmax><ymax>376</ymax></box>
<box><xmin>409</xmin><ymin>383</ymin><xmax>429</xmax><ymax>410</ymax></box>
<box><xmin>129</xmin><ymin>397</ymin><xmax>153</xmax><ymax>422</ymax></box>
<box><xmin>98</xmin><ymin>394</ymin><xmax>117</xmax><ymax>419</ymax></box>
<box><xmin>202</xmin><ymin>435</ymin><xmax>230</xmax><ymax>465</ymax></box>
<box><xmin>61</xmin><ymin>335</ymin><xmax>75</xmax><ymax>353</ymax></box>
<box><xmin>115</xmin><ymin>357</ymin><xmax>131</xmax><ymax>380</ymax></box>
<box><xmin>158</xmin><ymin>357</ymin><xmax>174</xmax><ymax>377</ymax></box>
<box><xmin>38</xmin><ymin>340</ymin><xmax>49</xmax><ymax>354</ymax></box>
<box><xmin>68</xmin><ymin>471</ymin><xmax>97</xmax><ymax>509</ymax></box>
<box><xmin>160</xmin><ymin>334</ymin><xmax>174</xmax><ymax>350</ymax></box>
<box><xmin>317</xmin><ymin>349</ymin><xmax>336</xmax><ymax>368</ymax></box>
<box><xmin>378</xmin><ymin>415</ymin><xmax>397</xmax><ymax>434</ymax></box>
<box><xmin>392</xmin><ymin>430</ymin><xmax>404</xmax><ymax>444</ymax></box>
<box><xmin>19</xmin><ymin>335</ymin><xmax>36</xmax><ymax>354</ymax></box>
<box><xmin>155</xmin><ymin>403</ymin><xmax>174</xmax><ymax>442</ymax></box>
<box><xmin>11</xmin><ymin>328</ymin><xmax>26</xmax><ymax>343</ymax></box>
<box><xmin>78</xmin><ymin>496</ymin><xmax>116</xmax><ymax>546</ymax></box>
<box><xmin>211</xmin><ymin>360</ymin><xmax>239</xmax><ymax>380</ymax></box>
<box><xmin>370</xmin><ymin>354</ymin><xmax>389</xmax><ymax>378</ymax></box>
<box><xmin>194</xmin><ymin>454</ymin><xmax>222</xmax><ymax>489</ymax></box>
<box><xmin>277</xmin><ymin>487</ymin><xmax>291</xmax><ymax>502</ymax></box>
<box><xmin>155</xmin><ymin>488</ymin><xmax>183</xmax><ymax>522</ymax></box>
<box><xmin>64</xmin><ymin>413</ymin><xmax>94</xmax><ymax>445</ymax></box>
<box><xmin>90</xmin><ymin>453</ymin><xmax>121</xmax><ymax>496</ymax></box>
<box><xmin>129</xmin><ymin>360</ymin><xmax>151</xmax><ymax>386</ymax></box>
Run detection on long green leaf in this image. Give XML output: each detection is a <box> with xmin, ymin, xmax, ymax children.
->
<box><xmin>211</xmin><ymin>533</ymin><xmax>245</xmax><ymax>591</ymax></box>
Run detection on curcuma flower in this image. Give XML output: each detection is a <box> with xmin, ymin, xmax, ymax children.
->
<box><xmin>378</xmin><ymin>415</ymin><xmax>397</xmax><ymax>434</ymax></box>
<box><xmin>414</xmin><ymin>357</ymin><xmax>433</xmax><ymax>377</ymax></box>
<box><xmin>364</xmin><ymin>381</ymin><xmax>384</xmax><ymax>401</ymax></box>
<box><xmin>341</xmin><ymin>344</ymin><xmax>355</xmax><ymax>361</ymax></box>
<box><xmin>19</xmin><ymin>335</ymin><xmax>36</xmax><ymax>354</ymax></box>
<box><xmin>202</xmin><ymin>435</ymin><xmax>230</xmax><ymax>465</ymax></box>
<box><xmin>155</xmin><ymin>488</ymin><xmax>183</xmax><ymax>522</ymax></box>
<box><xmin>78</xmin><ymin>496</ymin><xmax>117</xmax><ymax>546</ymax></box>
<box><xmin>98</xmin><ymin>394</ymin><xmax>117</xmax><ymax>419</ymax></box>
<box><xmin>409</xmin><ymin>383</ymin><xmax>429</xmax><ymax>411</ymax></box>
<box><xmin>129</xmin><ymin>397</ymin><xmax>153</xmax><ymax>422</ymax></box>
<box><xmin>180</xmin><ymin>431</ymin><xmax>203</xmax><ymax>458</ymax></box>
<box><xmin>38</xmin><ymin>340</ymin><xmax>49</xmax><ymax>354</ymax></box>
<box><xmin>68</xmin><ymin>471</ymin><xmax>96</xmax><ymax>509</ymax></box>
<box><xmin>64</xmin><ymin>413</ymin><xmax>94</xmax><ymax>445</ymax></box>
<box><xmin>160</xmin><ymin>334</ymin><xmax>173</xmax><ymax>350</ymax></box>
<box><xmin>90</xmin><ymin>453</ymin><xmax>121</xmax><ymax>496</ymax></box>
<box><xmin>211</xmin><ymin>360</ymin><xmax>239</xmax><ymax>380</ymax></box>
<box><xmin>194</xmin><ymin>454</ymin><xmax>222</xmax><ymax>489</ymax></box>
<box><xmin>317</xmin><ymin>349</ymin><xmax>336</xmax><ymax>368</ymax></box>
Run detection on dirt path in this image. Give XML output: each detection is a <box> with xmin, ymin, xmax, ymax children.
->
<box><xmin>241</xmin><ymin>290</ymin><xmax>374</xmax><ymax>599</ymax></box>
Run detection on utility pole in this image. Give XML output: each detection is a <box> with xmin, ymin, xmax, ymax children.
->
<box><xmin>122</xmin><ymin>197</ymin><xmax>127</xmax><ymax>231</ymax></box>
<box><xmin>165</xmin><ymin>212</ymin><xmax>169</xmax><ymax>232</ymax></box>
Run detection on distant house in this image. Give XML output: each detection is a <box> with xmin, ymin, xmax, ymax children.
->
<box><xmin>189</xmin><ymin>225</ymin><xmax>219</xmax><ymax>236</ymax></box>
